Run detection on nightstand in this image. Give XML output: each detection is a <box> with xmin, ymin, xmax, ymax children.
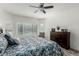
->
<box><xmin>39</xmin><ymin>32</ymin><xmax>45</xmax><ymax>38</ymax></box>
<box><xmin>50</xmin><ymin>31</ymin><xmax>70</xmax><ymax>49</ymax></box>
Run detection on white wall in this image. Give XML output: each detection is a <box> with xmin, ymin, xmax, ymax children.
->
<box><xmin>3</xmin><ymin>13</ymin><xmax>45</xmax><ymax>37</ymax></box>
<box><xmin>45</xmin><ymin>7</ymin><xmax>79</xmax><ymax>51</ymax></box>
<box><xmin>0</xmin><ymin>9</ymin><xmax>14</xmax><ymax>33</ymax></box>
<box><xmin>0</xmin><ymin>9</ymin><xmax>45</xmax><ymax>37</ymax></box>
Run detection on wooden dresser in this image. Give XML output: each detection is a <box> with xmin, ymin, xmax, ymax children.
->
<box><xmin>50</xmin><ymin>31</ymin><xmax>70</xmax><ymax>49</ymax></box>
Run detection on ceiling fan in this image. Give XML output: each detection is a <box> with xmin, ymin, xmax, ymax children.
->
<box><xmin>29</xmin><ymin>3</ymin><xmax>54</xmax><ymax>14</ymax></box>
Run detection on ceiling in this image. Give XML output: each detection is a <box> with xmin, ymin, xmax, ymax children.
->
<box><xmin>0</xmin><ymin>3</ymin><xmax>79</xmax><ymax>18</ymax></box>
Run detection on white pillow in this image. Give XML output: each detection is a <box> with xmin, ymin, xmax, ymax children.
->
<box><xmin>0</xmin><ymin>34</ymin><xmax>8</xmax><ymax>56</ymax></box>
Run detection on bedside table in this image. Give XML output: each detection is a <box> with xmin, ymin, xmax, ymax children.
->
<box><xmin>39</xmin><ymin>32</ymin><xmax>45</xmax><ymax>38</ymax></box>
<box><xmin>50</xmin><ymin>31</ymin><xmax>70</xmax><ymax>49</ymax></box>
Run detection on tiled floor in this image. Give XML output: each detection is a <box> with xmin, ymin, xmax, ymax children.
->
<box><xmin>62</xmin><ymin>48</ymin><xmax>79</xmax><ymax>56</ymax></box>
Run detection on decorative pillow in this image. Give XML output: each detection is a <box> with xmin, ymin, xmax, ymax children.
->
<box><xmin>4</xmin><ymin>33</ymin><xmax>19</xmax><ymax>46</ymax></box>
<box><xmin>0</xmin><ymin>34</ymin><xmax>8</xmax><ymax>56</ymax></box>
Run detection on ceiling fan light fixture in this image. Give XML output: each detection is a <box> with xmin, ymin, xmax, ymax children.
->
<box><xmin>29</xmin><ymin>3</ymin><xmax>54</xmax><ymax>14</ymax></box>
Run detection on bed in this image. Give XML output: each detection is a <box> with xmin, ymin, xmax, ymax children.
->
<box><xmin>0</xmin><ymin>34</ymin><xmax>64</xmax><ymax>56</ymax></box>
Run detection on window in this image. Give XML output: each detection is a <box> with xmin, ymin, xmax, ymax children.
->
<box><xmin>17</xmin><ymin>23</ymin><xmax>38</xmax><ymax>35</ymax></box>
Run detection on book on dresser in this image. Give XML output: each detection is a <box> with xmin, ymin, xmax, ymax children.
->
<box><xmin>50</xmin><ymin>31</ymin><xmax>70</xmax><ymax>49</ymax></box>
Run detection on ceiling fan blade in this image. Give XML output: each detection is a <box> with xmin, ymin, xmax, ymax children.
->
<box><xmin>29</xmin><ymin>5</ymin><xmax>39</xmax><ymax>8</ymax></box>
<box><xmin>34</xmin><ymin>10</ymin><xmax>38</xmax><ymax>13</ymax></box>
<box><xmin>44</xmin><ymin>6</ymin><xmax>54</xmax><ymax>9</ymax></box>
<box><xmin>42</xmin><ymin>10</ymin><xmax>46</xmax><ymax>14</ymax></box>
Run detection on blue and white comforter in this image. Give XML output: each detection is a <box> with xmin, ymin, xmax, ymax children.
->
<box><xmin>3</xmin><ymin>36</ymin><xmax>64</xmax><ymax>56</ymax></box>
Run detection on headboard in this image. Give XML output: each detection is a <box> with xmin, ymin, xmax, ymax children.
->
<box><xmin>0</xmin><ymin>28</ymin><xmax>3</xmax><ymax>34</ymax></box>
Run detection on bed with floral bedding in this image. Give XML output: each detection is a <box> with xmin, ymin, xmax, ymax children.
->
<box><xmin>0</xmin><ymin>34</ymin><xmax>64</xmax><ymax>56</ymax></box>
